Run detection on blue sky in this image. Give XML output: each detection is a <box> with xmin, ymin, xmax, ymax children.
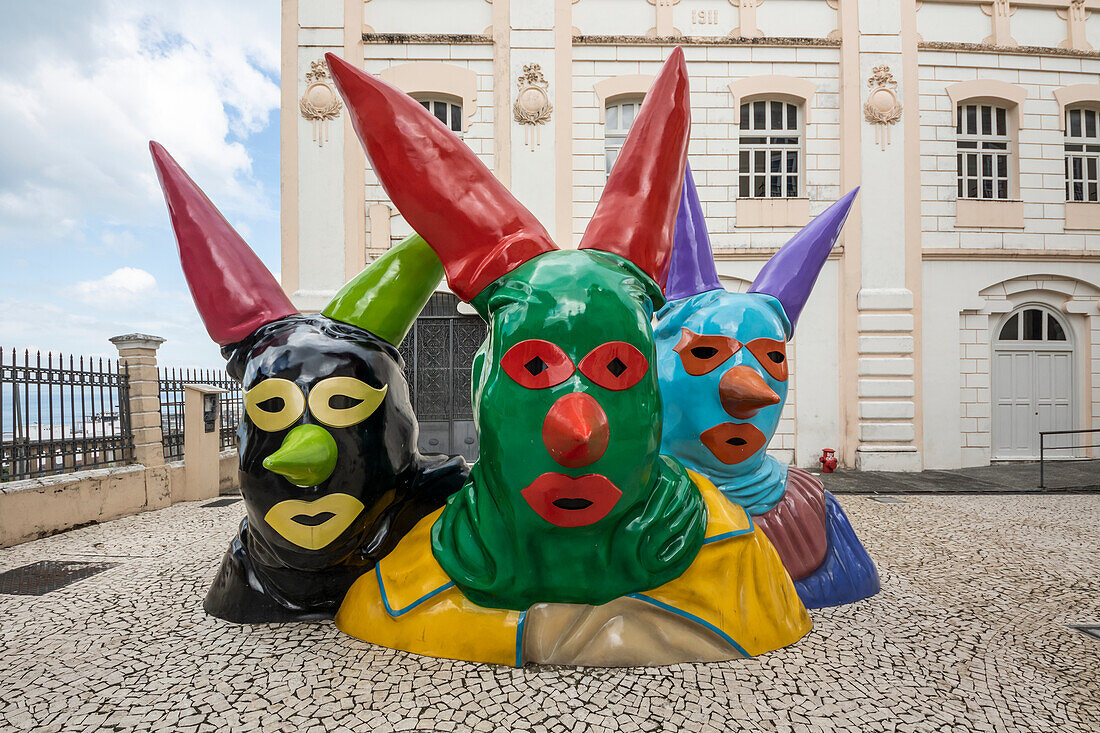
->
<box><xmin>0</xmin><ymin>1</ymin><xmax>281</xmax><ymax>368</ymax></box>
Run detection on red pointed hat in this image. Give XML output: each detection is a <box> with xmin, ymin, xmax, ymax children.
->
<box><xmin>325</xmin><ymin>53</ymin><xmax>557</xmax><ymax>302</ymax></box>
<box><xmin>150</xmin><ymin>142</ymin><xmax>297</xmax><ymax>346</ymax></box>
<box><xmin>579</xmin><ymin>47</ymin><xmax>690</xmax><ymax>289</ymax></box>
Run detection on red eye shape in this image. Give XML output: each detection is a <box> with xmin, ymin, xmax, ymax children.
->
<box><xmin>578</xmin><ymin>341</ymin><xmax>649</xmax><ymax>391</ymax></box>
<box><xmin>673</xmin><ymin>328</ymin><xmax>741</xmax><ymax>376</ymax></box>
<box><xmin>501</xmin><ymin>339</ymin><xmax>575</xmax><ymax>389</ymax></box>
<box><xmin>746</xmin><ymin>338</ymin><xmax>788</xmax><ymax>381</ymax></box>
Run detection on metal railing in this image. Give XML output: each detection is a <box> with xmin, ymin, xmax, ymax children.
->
<box><xmin>1</xmin><ymin>348</ymin><xmax>133</xmax><ymax>481</ymax></box>
<box><xmin>158</xmin><ymin>368</ymin><xmax>242</xmax><ymax>461</ymax></box>
<box><xmin>1039</xmin><ymin>428</ymin><xmax>1099</xmax><ymax>488</ymax></box>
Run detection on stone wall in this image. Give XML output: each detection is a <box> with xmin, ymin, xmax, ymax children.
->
<box><xmin>0</xmin><ymin>453</ymin><xmax>240</xmax><ymax>549</ymax></box>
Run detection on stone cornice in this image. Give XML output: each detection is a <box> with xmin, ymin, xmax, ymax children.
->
<box><xmin>363</xmin><ymin>33</ymin><xmax>492</xmax><ymax>45</ymax></box>
<box><xmin>922</xmin><ymin>248</ymin><xmax>1100</xmax><ymax>261</ymax></box>
<box><xmin>573</xmin><ymin>34</ymin><xmax>840</xmax><ymax>47</ymax></box>
<box><xmin>919</xmin><ymin>40</ymin><xmax>1100</xmax><ymax>59</ymax></box>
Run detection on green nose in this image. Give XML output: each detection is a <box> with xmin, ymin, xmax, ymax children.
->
<box><xmin>262</xmin><ymin>424</ymin><xmax>338</xmax><ymax>487</ymax></box>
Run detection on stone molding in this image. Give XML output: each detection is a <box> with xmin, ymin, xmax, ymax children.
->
<box><xmin>1052</xmin><ymin>83</ymin><xmax>1100</xmax><ymax>130</ymax></box>
<box><xmin>378</xmin><ymin>61</ymin><xmax>479</xmax><ymax>132</ymax></box>
<box><xmin>593</xmin><ymin>74</ymin><xmax>654</xmax><ymax>122</ymax></box>
<box><xmin>945</xmin><ymin>78</ymin><xmax>1027</xmax><ymax>108</ymax></box>
<box><xmin>299</xmin><ymin>59</ymin><xmax>343</xmax><ymax>148</ymax></box>
<box><xmin>728</xmin><ymin>75</ymin><xmax>817</xmax><ymax>125</ymax></box>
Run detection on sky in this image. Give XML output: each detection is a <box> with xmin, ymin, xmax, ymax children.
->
<box><xmin>0</xmin><ymin>1</ymin><xmax>281</xmax><ymax>368</ymax></box>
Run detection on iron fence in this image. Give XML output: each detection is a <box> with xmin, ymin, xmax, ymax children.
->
<box><xmin>158</xmin><ymin>368</ymin><xmax>242</xmax><ymax>461</ymax></box>
<box><xmin>1039</xmin><ymin>428</ymin><xmax>1100</xmax><ymax>488</ymax></box>
<box><xmin>1</xmin><ymin>348</ymin><xmax>133</xmax><ymax>482</ymax></box>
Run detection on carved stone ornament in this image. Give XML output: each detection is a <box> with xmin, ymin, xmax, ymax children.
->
<box><xmin>512</xmin><ymin>63</ymin><xmax>553</xmax><ymax>150</ymax></box>
<box><xmin>863</xmin><ymin>65</ymin><xmax>902</xmax><ymax>151</ymax></box>
<box><xmin>300</xmin><ymin>60</ymin><xmax>343</xmax><ymax>148</ymax></box>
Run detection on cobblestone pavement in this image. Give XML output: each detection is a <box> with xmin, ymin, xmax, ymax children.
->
<box><xmin>1</xmin><ymin>494</ymin><xmax>1097</xmax><ymax>733</ymax></box>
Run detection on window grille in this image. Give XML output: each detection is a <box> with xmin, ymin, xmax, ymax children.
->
<box><xmin>738</xmin><ymin>100</ymin><xmax>801</xmax><ymax>199</ymax></box>
<box><xmin>418</xmin><ymin>98</ymin><xmax>463</xmax><ymax>134</ymax></box>
<box><xmin>997</xmin><ymin>308</ymin><xmax>1067</xmax><ymax>342</ymax></box>
<box><xmin>1065</xmin><ymin>107</ymin><xmax>1099</xmax><ymax>203</ymax></box>
<box><xmin>956</xmin><ymin>103</ymin><xmax>1010</xmax><ymax>200</ymax></box>
<box><xmin>605</xmin><ymin>99</ymin><xmax>642</xmax><ymax>176</ymax></box>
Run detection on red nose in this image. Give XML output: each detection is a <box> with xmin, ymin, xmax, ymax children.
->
<box><xmin>542</xmin><ymin>392</ymin><xmax>610</xmax><ymax>468</ymax></box>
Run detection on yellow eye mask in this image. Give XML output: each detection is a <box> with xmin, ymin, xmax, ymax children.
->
<box><xmin>307</xmin><ymin>376</ymin><xmax>388</xmax><ymax>428</ymax></box>
<box><xmin>245</xmin><ymin>378</ymin><xmax>306</xmax><ymax>432</ymax></box>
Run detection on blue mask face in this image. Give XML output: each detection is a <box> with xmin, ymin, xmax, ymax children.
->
<box><xmin>655</xmin><ymin>289</ymin><xmax>791</xmax><ymax>513</ymax></box>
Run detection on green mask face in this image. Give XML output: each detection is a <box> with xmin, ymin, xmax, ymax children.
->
<box><xmin>324</xmin><ymin>45</ymin><xmax>701</xmax><ymax>612</ymax></box>
<box><xmin>431</xmin><ymin>250</ymin><xmax>706</xmax><ymax>610</ymax></box>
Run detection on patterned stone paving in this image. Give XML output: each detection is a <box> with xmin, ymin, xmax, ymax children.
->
<box><xmin>0</xmin><ymin>494</ymin><xmax>1097</xmax><ymax>732</ymax></box>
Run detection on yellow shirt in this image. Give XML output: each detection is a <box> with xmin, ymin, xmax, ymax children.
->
<box><xmin>335</xmin><ymin>471</ymin><xmax>811</xmax><ymax>666</ymax></box>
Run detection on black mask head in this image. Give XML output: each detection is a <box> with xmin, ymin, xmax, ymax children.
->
<box><xmin>225</xmin><ymin>314</ymin><xmax>423</xmax><ymax>570</ymax></box>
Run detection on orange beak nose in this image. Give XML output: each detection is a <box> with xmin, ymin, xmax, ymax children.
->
<box><xmin>542</xmin><ymin>392</ymin><xmax>610</xmax><ymax>468</ymax></box>
<box><xmin>720</xmin><ymin>365</ymin><xmax>780</xmax><ymax>419</ymax></box>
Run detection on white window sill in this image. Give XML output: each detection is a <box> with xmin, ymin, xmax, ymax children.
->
<box><xmin>1065</xmin><ymin>201</ymin><xmax>1100</xmax><ymax>230</ymax></box>
<box><xmin>955</xmin><ymin>198</ymin><xmax>1024</xmax><ymax>229</ymax></box>
<box><xmin>735</xmin><ymin>197</ymin><xmax>810</xmax><ymax>228</ymax></box>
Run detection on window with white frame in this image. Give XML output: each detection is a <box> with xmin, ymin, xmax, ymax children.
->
<box><xmin>417</xmin><ymin>97</ymin><xmax>463</xmax><ymax>133</ymax></box>
<box><xmin>956</xmin><ymin>103</ymin><xmax>1011</xmax><ymax>200</ymax></box>
<box><xmin>1065</xmin><ymin>106</ymin><xmax>1099</xmax><ymax>203</ymax></box>
<box><xmin>738</xmin><ymin>100</ymin><xmax>801</xmax><ymax>199</ymax></box>
<box><xmin>605</xmin><ymin>98</ymin><xmax>642</xmax><ymax>176</ymax></box>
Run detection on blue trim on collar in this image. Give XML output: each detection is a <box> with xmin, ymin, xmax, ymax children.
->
<box><xmin>628</xmin><ymin>593</ymin><xmax>751</xmax><ymax>658</ymax></box>
<box><xmin>376</xmin><ymin>562</ymin><xmax>455</xmax><ymax>618</ymax></box>
<box><xmin>703</xmin><ymin>505</ymin><xmax>755</xmax><ymax>544</ymax></box>
<box><xmin>514</xmin><ymin>610</ymin><xmax>528</xmax><ymax>667</ymax></box>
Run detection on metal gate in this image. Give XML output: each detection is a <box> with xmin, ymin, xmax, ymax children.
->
<box><xmin>398</xmin><ymin>293</ymin><xmax>487</xmax><ymax>462</ymax></box>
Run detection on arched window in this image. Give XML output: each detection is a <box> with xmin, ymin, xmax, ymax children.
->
<box><xmin>1064</xmin><ymin>106</ymin><xmax>1099</xmax><ymax>203</ymax></box>
<box><xmin>946</xmin><ymin>81</ymin><xmax>1026</xmax><ymax>207</ymax></box>
<box><xmin>605</xmin><ymin>98</ymin><xmax>643</xmax><ymax>176</ymax></box>
<box><xmin>378</xmin><ymin>62</ymin><xmax>478</xmax><ymax>134</ymax></box>
<box><xmin>996</xmin><ymin>307</ymin><xmax>1068</xmax><ymax>342</ymax></box>
<box><xmin>956</xmin><ymin>103</ymin><xmax>1011</xmax><ymax>200</ymax></box>
<box><xmin>738</xmin><ymin>99</ymin><xmax>802</xmax><ymax>199</ymax></box>
<box><xmin>416</xmin><ymin>97</ymin><xmax>463</xmax><ymax>134</ymax></box>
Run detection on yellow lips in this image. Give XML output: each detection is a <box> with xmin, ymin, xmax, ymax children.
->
<box><xmin>264</xmin><ymin>493</ymin><xmax>365</xmax><ymax>550</ymax></box>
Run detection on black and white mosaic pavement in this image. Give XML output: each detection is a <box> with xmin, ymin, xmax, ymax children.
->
<box><xmin>1</xmin><ymin>494</ymin><xmax>1097</xmax><ymax>732</ymax></box>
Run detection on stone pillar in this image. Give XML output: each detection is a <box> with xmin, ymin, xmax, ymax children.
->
<box><xmin>852</xmin><ymin>0</ymin><xmax>923</xmax><ymax>471</ymax></box>
<box><xmin>180</xmin><ymin>384</ymin><xmax>225</xmax><ymax>503</ymax></box>
<box><xmin>109</xmin><ymin>334</ymin><xmax>166</xmax><ymax>469</ymax></box>
<box><xmin>509</xmin><ymin>3</ymin><xmax>558</xmax><ymax>237</ymax></box>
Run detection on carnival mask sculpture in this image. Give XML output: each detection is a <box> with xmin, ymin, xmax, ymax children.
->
<box><xmin>150</xmin><ymin>143</ymin><xmax>468</xmax><ymax>623</ymax></box>
<box><xmin>655</xmin><ymin>166</ymin><xmax>879</xmax><ymax>608</ymax></box>
<box><xmin>325</xmin><ymin>49</ymin><xmax>811</xmax><ymax>666</ymax></box>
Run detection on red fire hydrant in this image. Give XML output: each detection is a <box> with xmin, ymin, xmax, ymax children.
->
<box><xmin>819</xmin><ymin>448</ymin><xmax>838</xmax><ymax>473</ymax></box>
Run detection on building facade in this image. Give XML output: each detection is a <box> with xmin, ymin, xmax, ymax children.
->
<box><xmin>281</xmin><ymin>0</ymin><xmax>1100</xmax><ymax>470</ymax></box>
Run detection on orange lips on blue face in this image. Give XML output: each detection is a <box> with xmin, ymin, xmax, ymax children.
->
<box><xmin>700</xmin><ymin>422</ymin><xmax>768</xmax><ymax>465</ymax></box>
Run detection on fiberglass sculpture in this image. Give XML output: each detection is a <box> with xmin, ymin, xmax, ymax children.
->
<box><xmin>150</xmin><ymin>143</ymin><xmax>469</xmax><ymax>623</ymax></box>
<box><xmin>655</xmin><ymin>165</ymin><xmax>880</xmax><ymax>609</ymax></box>
<box><xmin>324</xmin><ymin>48</ymin><xmax>812</xmax><ymax>666</ymax></box>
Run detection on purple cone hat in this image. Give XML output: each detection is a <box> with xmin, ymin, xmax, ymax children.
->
<box><xmin>749</xmin><ymin>187</ymin><xmax>859</xmax><ymax>331</ymax></box>
<box><xmin>665</xmin><ymin>165</ymin><xmax>723</xmax><ymax>301</ymax></box>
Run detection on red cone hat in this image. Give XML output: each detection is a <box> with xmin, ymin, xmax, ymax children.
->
<box><xmin>150</xmin><ymin>141</ymin><xmax>297</xmax><ymax>346</ymax></box>
<box><xmin>579</xmin><ymin>47</ymin><xmax>690</xmax><ymax>289</ymax></box>
<box><xmin>325</xmin><ymin>53</ymin><xmax>557</xmax><ymax>302</ymax></box>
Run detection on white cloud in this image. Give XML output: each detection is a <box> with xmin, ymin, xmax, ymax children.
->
<box><xmin>0</xmin><ymin>0</ymin><xmax>280</xmax><ymax>246</ymax></box>
<box><xmin>0</xmin><ymin>288</ymin><xmax>225</xmax><ymax>369</ymax></box>
<box><xmin>73</xmin><ymin>267</ymin><xmax>157</xmax><ymax>308</ymax></box>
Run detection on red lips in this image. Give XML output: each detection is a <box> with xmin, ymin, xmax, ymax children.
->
<box><xmin>700</xmin><ymin>422</ymin><xmax>768</xmax><ymax>464</ymax></box>
<box><xmin>521</xmin><ymin>473</ymin><xmax>623</xmax><ymax>527</ymax></box>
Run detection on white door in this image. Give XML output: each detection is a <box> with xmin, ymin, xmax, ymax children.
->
<box><xmin>992</xmin><ymin>308</ymin><xmax>1075</xmax><ymax>459</ymax></box>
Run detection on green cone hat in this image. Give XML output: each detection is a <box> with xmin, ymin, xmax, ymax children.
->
<box><xmin>322</xmin><ymin>233</ymin><xmax>444</xmax><ymax>346</ymax></box>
